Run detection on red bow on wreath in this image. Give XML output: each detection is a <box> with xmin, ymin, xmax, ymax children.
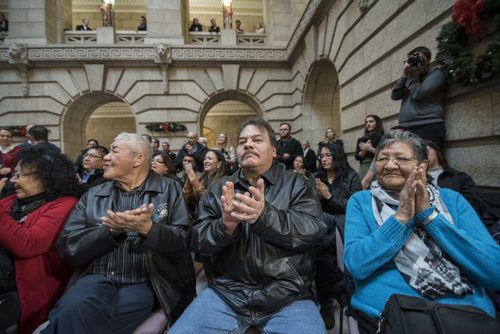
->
<box><xmin>452</xmin><ymin>0</ymin><xmax>486</xmax><ymax>38</ymax></box>
<box><xmin>162</xmin><ymin>122</ymin><xmax>170</xmax><ymax>134</ymax></box>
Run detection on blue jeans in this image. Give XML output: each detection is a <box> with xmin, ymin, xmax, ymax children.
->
<box><xmin>169</xmin><ymin>288</ymin><xmax>327</xmax><ymax>334</ymax></box>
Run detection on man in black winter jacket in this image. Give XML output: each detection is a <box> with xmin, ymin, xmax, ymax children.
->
<box><xmin>169</xmin><ymin>118</ymin><xmax>328</xmax><ymax>334</ymax></box>
<box><xmin>44</xmin><ymin>133</ymin><xmax>195</xmax><ymax>333</ymax></box>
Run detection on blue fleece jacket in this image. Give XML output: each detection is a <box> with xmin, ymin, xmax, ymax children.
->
<box><xmin>344</xmin><ymin>189</ymin><xmax>500</xmax><ymax>318</ymax></box>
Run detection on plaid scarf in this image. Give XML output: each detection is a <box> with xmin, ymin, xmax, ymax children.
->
<box><xmin>370</xmin><ymin>181</ymin><xmax>474</xmax><ymax>298</ymax></box>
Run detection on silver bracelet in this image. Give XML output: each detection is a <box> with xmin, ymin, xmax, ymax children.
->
<box><xmin>422</xmin><ymin>210</ymin><xmax>439</xmax><ymax>226</ymax></box>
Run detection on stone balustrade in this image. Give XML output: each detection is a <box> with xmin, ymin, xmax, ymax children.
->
<box><xmin>64</xmin><ymin>30</ymin><xmax>147</xmax><ymax>45</ymax></box>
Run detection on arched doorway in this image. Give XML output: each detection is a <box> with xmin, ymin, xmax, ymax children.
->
<box><xmin>61</xmin><ymin>92</ymin><xmax>136</xmax><ymax>159</ymax></box>
<box><xmin>302</xmin><ymin>59</ymin><xmax>340</xmax><ymax>148</ymax></box>
<box><xmin>203</xmin><ymin>100</ymin><xmax>257</xmax><ymax>148</ymax></box>
<box><xmin>199</xmin><ymin>91</ymin><xmax>262</xmax><ymax>148</ymax></box>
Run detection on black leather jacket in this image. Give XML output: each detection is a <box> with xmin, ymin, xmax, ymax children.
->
<box><xmin>191</xmin><ymin>165</ymin><xmax>327</xmax><ymax>323</ymax></box>
<box><xmin>56</xmin><ymin>172</ymin><xmax>196</xmax><ymax>323</ymax></box>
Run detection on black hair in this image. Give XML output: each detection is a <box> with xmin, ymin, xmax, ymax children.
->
<box><xmin>280</xmin><ymin>122</ymin><xmax>292</xmax><ymax>131</ymax></box>
<box><xmin>87</xmin><ymin>138</ymin><xmax>99</xmax><ymax>146</ymax></box>
<box><xmin>85</xmin><ymin>145</ymin><xmax>109</xmax><ymax>157</ymax></box>
<box><xmin>408</xmin><ymin>46</ymin><xmax>431</xmax><ymax>61</ymax></box>
<box><xmin>28</xmin><ymin>125</ymin><xmax>49</xmax><ymax>142</ymax></box>
<box><xmin>237</xmin><ymin>117</ymin><xmax>277</xmax><ymax>147</ymax></box>
<box><xmin>19</xmin><ymin>147</ymin><xmax>80</xmax><ymax>200</ymax></box>
<box><xmin>424</xmin><ymin>140</ymin><xmax>448</xmax><ymax>168</ymax></box>
<box><xmin>153</xmin><ymin>151</ymin><xmax>177</xmax><ymax>176</ymax></box>
<box><xmin>364</xmin><ymin>114</ymin><xmax>385</xmax><ymax>137</ymax></box>
<box><xmin>200</xmin><ymin>149</ymin><xmax>227</xmax><ymax>188</ymax></box>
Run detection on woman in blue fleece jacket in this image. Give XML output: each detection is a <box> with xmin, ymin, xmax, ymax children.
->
<box><xmin>344</xmin><ymin>131</ymin><xmax>500</xmax><ymax>333</ymax></box>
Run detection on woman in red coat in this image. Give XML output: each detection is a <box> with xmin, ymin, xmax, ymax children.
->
<box><xmin>0</xmin><ymin>147</ymin><xmax>80</xmax><ymax>334</ymax></box>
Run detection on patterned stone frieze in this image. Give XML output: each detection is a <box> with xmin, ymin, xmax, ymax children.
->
<box><xmin>0</xmin><ymin>45</ymin><xmax>286</xmax><ymax>64</ymax></box>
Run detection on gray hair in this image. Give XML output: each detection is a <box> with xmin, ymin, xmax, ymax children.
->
<box><xmin>114</xmin><ymin>132</ymin><xmax>152</xmax><ymax>166</ymax></box>
<box><xmin>376</xmin><ymin>130</ymin><xmax>428</xmax><ymax>162</ymax></box>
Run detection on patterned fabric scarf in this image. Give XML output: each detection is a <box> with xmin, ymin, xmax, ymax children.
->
<box><xmin>370</xmin><ymin>180</ymin><xmax>474</xmax><ymax>298</ymax></box>
<box><xmin>10</xmin><ymin>193</ymin><xmax>48</xmax><ymax>224</ymax></box>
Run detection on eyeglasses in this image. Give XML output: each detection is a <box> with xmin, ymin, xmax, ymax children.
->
<box><xmin>375</xmin><ymin>156</ymin><xmax>416</xmax><ymax>166</ymax></box>
<box><xmin>11</xmin><ymin>171</ymin><xmax>38</xmax><ymax>179</ymax></box>
<box><xmin>83</xmin><ymin>153</ymin><xmax>103</xmax><ymax>159</ymax></box>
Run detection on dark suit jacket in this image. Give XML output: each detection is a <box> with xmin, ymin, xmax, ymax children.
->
<box><xmin>303</xmin><ymin>148</ymin><xmax>317</xmax><ymax>172</ymax></box>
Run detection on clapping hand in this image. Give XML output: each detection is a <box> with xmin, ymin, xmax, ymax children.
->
<box><xmin>102</xmin><ymin>203</ymin><xmax>154</xmax><ymax>236</ymax></box>
<box><xmin>315</xmin><ymin>178</ymin><xmax>332</xmax><ymax>200</ymax></box>
<box><xmin>394</xmin><ymin>163</ymin><xmax>430</xmax><ymax>225</ymax></box>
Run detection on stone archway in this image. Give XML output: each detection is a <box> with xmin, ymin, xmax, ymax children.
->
<box><xmin>199</xmin><ymin>90</ymin><xmax>263</xmax><ymax>147</ymax></box>
<box><xmin>301</xmin><ymin>59</ymin><xmax>340</xmax><ymax>147</ymax></box>
<box><xmin>61</xmin><ymin>91</ymin><xmax>135</xmax><ymax>159</ymax></box>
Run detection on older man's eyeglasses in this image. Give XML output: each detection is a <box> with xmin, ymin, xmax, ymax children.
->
<box><xmin>11</xmin><ymin>171</ymin><xmax>38</xmax><ymax>179</ymax></box>
<box><xmin>376</xmin><ymin>156</ymin><xmax>416</xmax><ymax>166</ymax></box>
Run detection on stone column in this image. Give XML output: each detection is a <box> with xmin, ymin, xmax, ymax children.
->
<box><xmin>264</xmin><ymin>0</ymin><xmax>292</xmax><ymax>48</ymax></box>
<box><xmin>144</xmin><ymin>0</ymin><xmax>184</xmax><ymax>44</ymax></box>
<box><xmin>5</xmin><ymin>0</ymin><xmax>72</xmax><ymax>44</ymax></box>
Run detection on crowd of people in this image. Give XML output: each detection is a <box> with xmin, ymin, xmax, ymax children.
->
<box><xmin>0</xmin><ymin>45</ymin><xmax>499</xmax><ymax>334</ymax></box>
<box><xmin>189</xmin><ymin>17</ymin><xmax>264</xmax><ymax>34</ymax></box>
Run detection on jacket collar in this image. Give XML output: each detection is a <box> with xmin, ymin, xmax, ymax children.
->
<box><xmin>94</xmin><ymin>171</ymin><xmax>163</xmax><ymax>197</ymax></box>
<box><xmin>231</xmin><ymin>164</ymin><xmax>280</xmax><ymax>189</ymax></box>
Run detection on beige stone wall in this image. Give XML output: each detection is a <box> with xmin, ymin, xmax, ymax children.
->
<box><xmin>86</xmin><ymin>116</ymin><xmax>136</xmax><ymax>150</ymax></box>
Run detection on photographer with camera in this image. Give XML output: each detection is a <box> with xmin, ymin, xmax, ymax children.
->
<box><xmin>391</xmin><ymin>46</ymin><xmax>447</xmax><ymax>148</ymax></box>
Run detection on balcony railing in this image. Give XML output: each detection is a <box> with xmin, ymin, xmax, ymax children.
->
<box><xmin>189</xmin><ymin>32</ymin><xmax>221</xmax><ymax>45</ymax></box>
<box><xmin>237</xmin><ymin>33</ymin><xmax>266</xmax><ymax>46</ymax></box>
<box><xmin>116</xmin><ymin>31</ymin><xmax>147</xmax><ymax>44</ymax></box>
<box><xmin>189</xmin><ymin>32</ymin><xmax>266</xmax><ymax>46</ymax></box>
<box><xmin>64</xmin><ymin>30</ymin><xmax>147</xmax><ymax>44</ymax></box>
<box><xmin>64</xmin><ymin>31</ymin><xmax>97</xmax><ymax>44</ymax></box>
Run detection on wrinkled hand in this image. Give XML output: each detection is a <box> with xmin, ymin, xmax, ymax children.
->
<box><xmin>0</xmin><ymin>167</ymin><xmax>11</xmax><ymax>176</ymax></box>
<box><xmin>102</xmin><ymin>203</ymin><xmax>154</xmax><ymax>236</ymax></box>
<box><xmin>394</xmin><ymin>164</ymin><xmax>429</xmax><ymax>225</ymax></box>
<box><xmin>0</xmin><ymin>177</ymin><xmax>8</xmax><ymax>193</ymax></box>
<box><xmin>414</xmin><ymin>163</ymin><xmax>430</xmax><ymax>214</ymax></box>
<box><xmin>231</xmin><ymin>178</ymin><xmax>265</xmax><ymax>224</ymax></box>
<box><xmin>315</xmin><ymin>178</ymin><xmax>331</xmax><ymax>200</ymax></box>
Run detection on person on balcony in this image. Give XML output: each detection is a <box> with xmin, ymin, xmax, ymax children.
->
<box><xmin>0</xmin><ymin>12</ymin><xmax>8</xmax><ymax>32</ymax></box>
<box><xmin>137</xmin><ymin>16</ymin><xmax>147</xmax><ymax>31</ymax></box>
<box><xmin>75</xmin><ymin>18</ymin><xmax>91</xmax><ymax>31</ymax></box>
<box><xmin>189</xmin><ymin>18</ymin><xmax>202</xmax><ymax>32</ymax></box>
<box><xmin>208</xmin><ymin>19</ymin><xmax>220</xmax><ymax>33</ymax></box>
<box><xmin>235</xmin><ymin>20</ymin><xmax>244</xmax><ymax>34</ymax></box>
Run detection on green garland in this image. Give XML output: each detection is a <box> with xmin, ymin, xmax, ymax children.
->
<box><xmin>4</xmin><ymin>126</ymin><xmax>27</xmax><ymax>137</ymax></box>
<box><xmin>436</xmin><ymin>0</ymin><xmax>500</xmax><ymax>85</ymax></box>
<box><xmin>144</xmin><ymin>122</ymin><xmax>187</xmax><ymax>133</ymax></box>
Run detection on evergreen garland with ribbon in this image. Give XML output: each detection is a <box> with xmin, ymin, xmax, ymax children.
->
<box><xmin>145</xmin><ymin>122</ymin><xmax>187</xmax><ymax>134</ymax></box>
<box><xmin>436</xmin><ymin>0</ymin><xmax>500</xmax><ymax>85</ymax></box>
<box><xmin>4</xmin><ymin>126</ymin><xmax>27</xmax><ymax>138</ymax></box>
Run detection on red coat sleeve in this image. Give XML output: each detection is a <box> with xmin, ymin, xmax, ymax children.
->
<box><xmin>0</xmin><ymin>196</ymin><xmax>77</xmax><ymax>258</ymax></box>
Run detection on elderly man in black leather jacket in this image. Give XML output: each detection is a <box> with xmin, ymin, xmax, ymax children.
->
<box><xmin>169</xmin><ymin>118</ymin><xmax>328</xmax><ymax>334</ymax></box>
<box><xmin>43</xmin><ymin>133</ymin><xmax>195</xmax><ymax>333</ymax></box>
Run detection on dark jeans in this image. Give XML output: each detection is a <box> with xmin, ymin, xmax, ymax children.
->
<box><xmin>315</xmin><ymin>213</ymin><xmax>347</xmax><ymax>308</ymax></box>
<box><xmin>42</xmin><ymin>274</ymin><xmax>155</xmax><ymax>334</ymax></box>
<box><xmin>0</xmin><ymin>291</ymin><xmax>20</xmax><ymax>333</ymax></box>
<box><xmin>404</xmin><ymin>121</ymin><xmax>446</xmax><ymax>148</ymax></box>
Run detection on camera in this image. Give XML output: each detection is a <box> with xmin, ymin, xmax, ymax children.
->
<box><xmin>407</xmin><ymin>53</ymin><xmax>422</xmax><ymax>67</ymax></box>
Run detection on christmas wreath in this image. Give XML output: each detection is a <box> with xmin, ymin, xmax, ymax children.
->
<box><xmin>436</xmin><ymin>0</ymin><xmax>500</xmax><ymax>84</ymax></box>
<box><xmin>145</xmin><ymin>122</ymin><xmax>187</xmax><ymax>134</ymax></box>
<box><xmin>5</xmin><ymin>126</ymin><xmax>27</xmax><ymax>137</ymax></box>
